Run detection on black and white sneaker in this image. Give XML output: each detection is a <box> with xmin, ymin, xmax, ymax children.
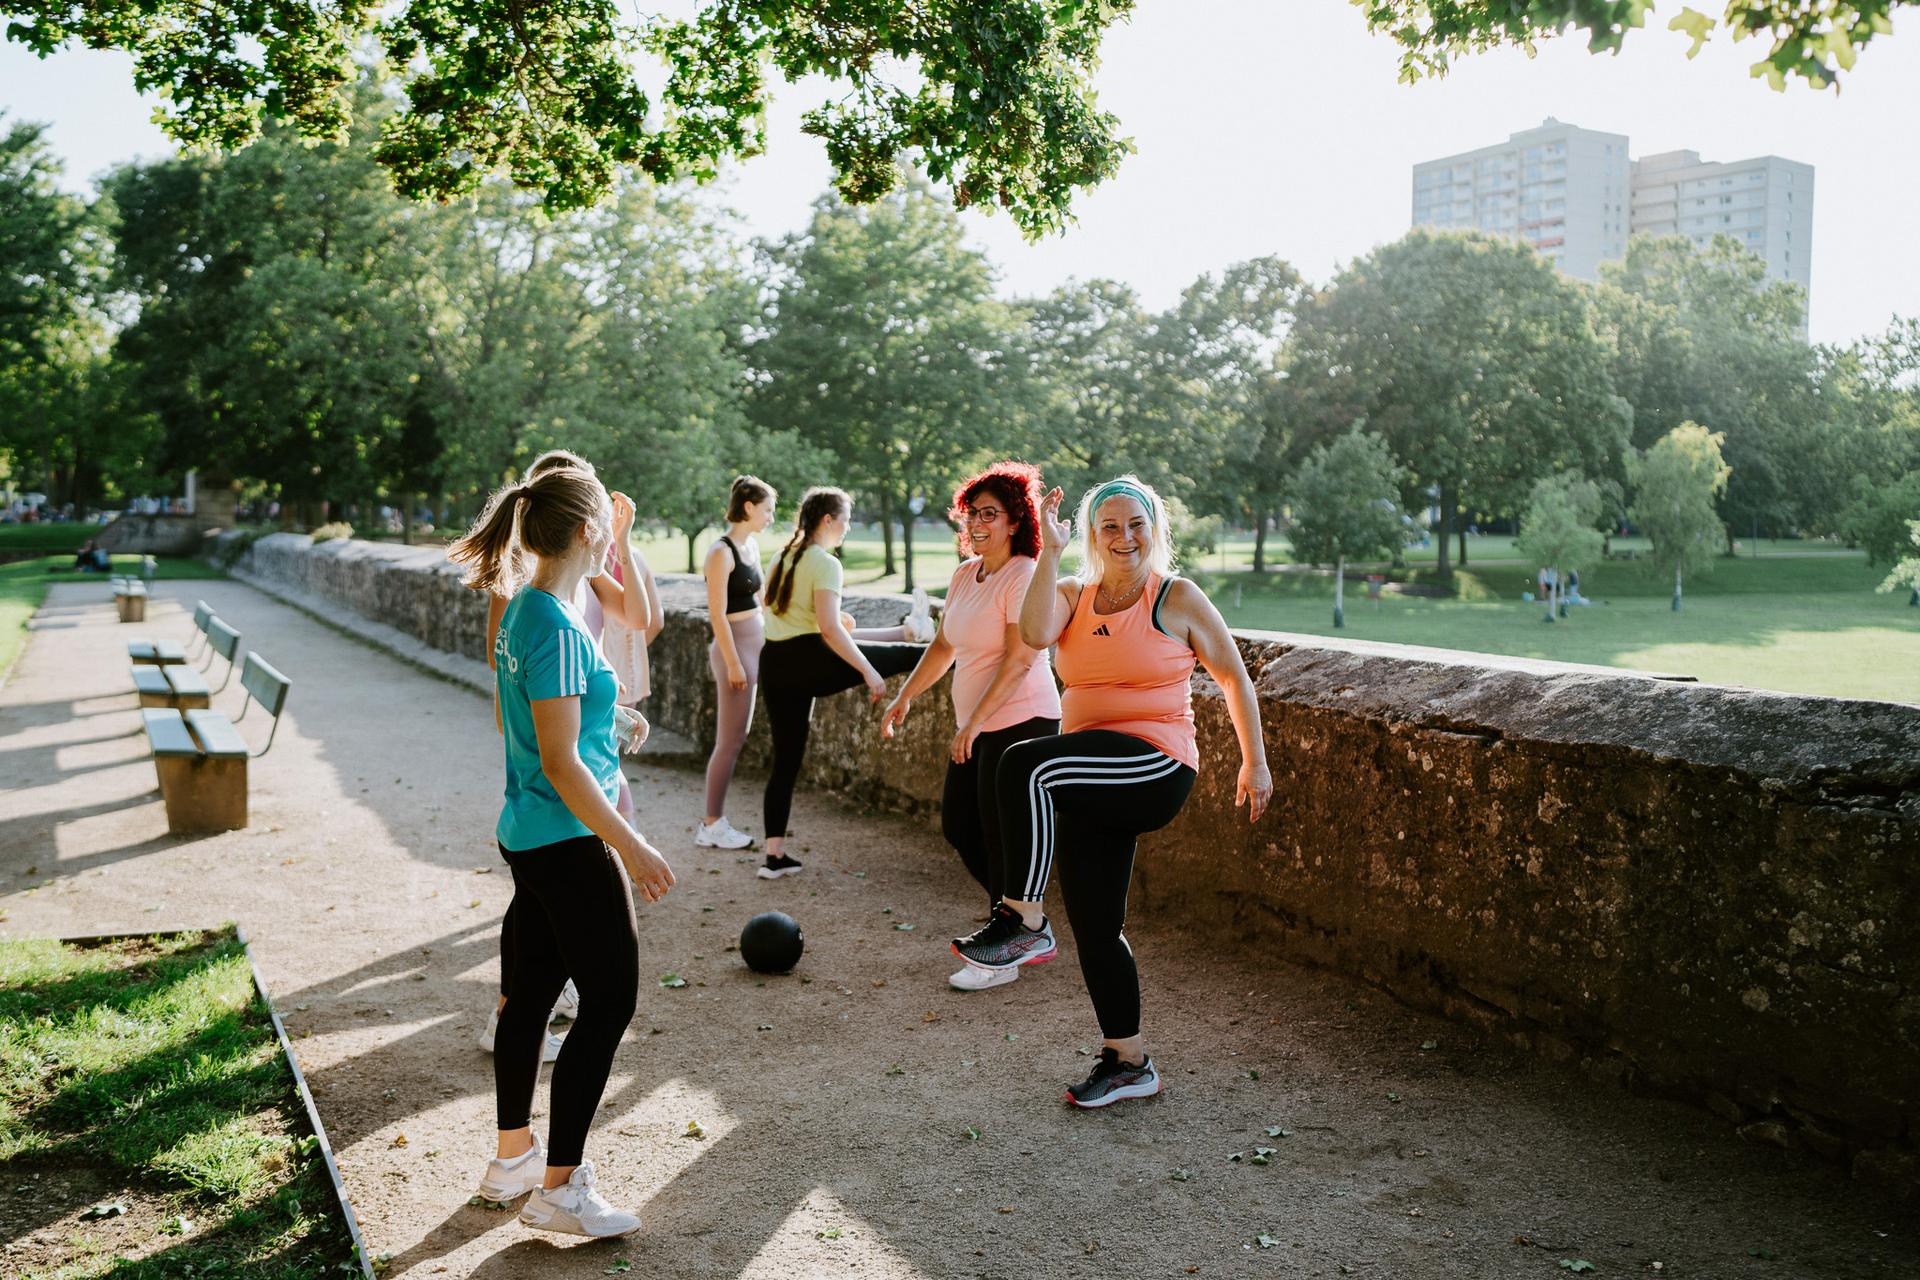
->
<box><xmin>1066</xmin><ymin>1048</ymin><xmax>1161</xmax><ymax>1109</ymax></box>
<box><xmin>756</xmin><ymin>854</ymin><xmax>803</xmax><ymax>880</ymax></box>
<box><xmin>951</xmin><ymin>902</ymin><xmax>1057</xmax><ymax>970</ymax></box>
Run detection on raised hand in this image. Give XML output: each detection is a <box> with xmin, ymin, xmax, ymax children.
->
<box><xmin>1039</xmin><ymin>486</ymin><xmax>1072</xmax><ymax>555</ymax></box>
<box><xmin>609</xmin><ymin>491</ymin><xmax>636</xmax><ymax>542</ymax></box>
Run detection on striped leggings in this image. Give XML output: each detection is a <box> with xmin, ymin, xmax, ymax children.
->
<box><xmin>995</xmin><ymin>730</ymin><xmax>1196</xmax><ymax>1039</ymax></box>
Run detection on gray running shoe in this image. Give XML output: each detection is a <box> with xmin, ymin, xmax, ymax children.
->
<box><xmin>475</xmin><ymin>1133</ymin><xmax>545</xmax><ymax>1202</ymax></box>
<box><xmin>518</xmin><ymin>1161</ymin><xmax>640</xmax><ymax>1238</ymax></box>
<box><xmin>951</xmin><ymin>903</ymin><xmax>1057</xmax><ymax>971</ymax></box>
<box><xmin>1067</xmin><ymin>1048</ymin><xmax>1162</xmax><ymax>1109</ymax></box>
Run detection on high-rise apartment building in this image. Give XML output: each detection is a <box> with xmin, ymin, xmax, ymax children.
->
<box><xmin>1629</xmin><ymin>150</ymin><xmax>1813</xmax><ymax>301</ymax></box>
<box><xmin>1412</xmin><ymin>120</ymin><xmax>1813</xmax><ymax>312</ymax></box>
<box><xmin>1411</xmin><ymin>118</ymin><xmax>1633</xmax><ymax>280</ymax></box>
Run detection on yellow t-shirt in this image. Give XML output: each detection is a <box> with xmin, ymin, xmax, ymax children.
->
<box><xmin>764</xmin><ymin>544</ymin><xmax>843</xmax><ymax>641</ymax></box>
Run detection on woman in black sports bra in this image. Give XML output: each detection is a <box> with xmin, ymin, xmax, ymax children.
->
<box><xmin>697</xmin><ymin>475</ymin><xmax>777</xmax><ymax>849</ymax></box>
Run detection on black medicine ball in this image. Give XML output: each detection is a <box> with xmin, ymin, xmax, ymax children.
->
<box><xmin>740</xmin><ymin>911</ymin><xmax>804</xmax><ymax>973</ymax></box>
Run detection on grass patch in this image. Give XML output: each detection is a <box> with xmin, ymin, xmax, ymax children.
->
<box><xmin>0</xmin><ymin>557</ymin><xmax>225</xmax><ymax>682</ymax></box>
<box><xmin>0</xmin><ymin>929</ymin><xmax>359</xmax><ymax>1278</ymax></box>
<box><xmin>0</xmin><ymin>525</ymin><xmax>97</xmax><ymax>553</ymax></box>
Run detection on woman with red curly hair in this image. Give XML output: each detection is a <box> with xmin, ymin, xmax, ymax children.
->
<box><xmin>882</xmin><ymin>461</ymin><xmax>1061</xmax><ymax>991</ymax></box>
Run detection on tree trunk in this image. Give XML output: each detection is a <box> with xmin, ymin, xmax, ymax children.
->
<box><xmin>1333</xmin><ymin>554</ymin><xmax>1345</xmax><ymax>628</ymax></box>
<box><xmin>903</xmin><ymin>510</ymin><xmax>916</xmax><ymax>592</ymax></box>
<box><xmin>879</xmin><ymin>492</ymin><xmax>896</xmax><ymax>576</ymax></box>
<box><xmin>687</xmin><ymin>532</ymin><xmax>699</xmax><ymax>574</ymax></box>
<box><xmin>1434</xmin><ymin>484</ymin><xmax>1455</xmax><ymax>584</ymax></box>
<box><xmin>402</xmin><ymin>493</ymin><xmax>415</xmax><ymax>546</ymax></box>
<box><xmin>1672</xmin><ymin>565</ymin><xmax>1683</xmax><ymax>612</ymax></box>
<box><xmin>1544</xmin><ymin>576</ymin><xmax>1556</xmax><ymax>623</ymax></box>
<box><xmin>1252</xmin><ymin>510</ymin><xmax>1268</xmax><ymax>573</ymax></box>
<box><xmin>1458</xmin><ymin>522</ymin><xmax>1468</xmax><ymax>569</ymax></box>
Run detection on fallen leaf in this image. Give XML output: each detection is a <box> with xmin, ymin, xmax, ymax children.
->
<box><xmin>1265</xmin><ymin>1126</ymin><xmax>1293</xmax><ymax>1138</ymax></box>
<box><xmin>659</xmin><ymin>973</ymin><xmax>687</xmax><ymax>988</ymax></box>
<box><xmin>1560</xmin><ymin>1263</ymin><xmax>1596</xmax><ymax>1274</ymax></box>
<box><xmin>1387</xmin><ymin>1091</ymin><xmax>1402</xmax><ymax>1103</ymax></box>
<box><xmin>817</xmin><ymin>1227</ymin><xmax>843</xmax><ymax>1240</ymax></box>
<box><xmin>964</xmin><ymin>1127</ymin><xmax>981</xmax><ymax>1141</ymax></box>
<box><xmin>604</xmin><ymin>1261</ymin><xmax>632</xmax><ymax>1275</ymax></box>
<box><xmin>997</xmin><ymin>1206</ymin><xmax>1015</xmax><ymax>1214</ymax></box>
<box><xmin>922</xmin><ymin>1010</ymin><xmax>939</xmax><ymax>1022</ymax></box>
<box><xmin>683</xmin><ymin>1120</ymin><xmax>705</xmax><ymax>1140</ymax></box>
<box><xmin>162</xmin><ymin>1214</ymin><xmax>192</xmax><ymax>1236</ymax></box>
<box><xmin>1246</xmin><ymin>1070</ymin><xmax>1261</xmax><ymax>1080</ymax></box>
<box><xmin>466</xmin><ymin>899</ymin><xmax>480</xmax><ymax>908</ymax></box>
<box><xmin>1256</xmin><ymin>1232</ymin><xmax>1279</xmax><ymax>1249</ymax></box>
<box><xmin>1420</xmin><ymin>1038</ymin><xmax>1438</xmax><ymax>1051</ymax></box>
<box><xmin>894</xmin><ymin>922</ymin><xmax>916</xmax><ymax>931</ymax></box>
<box><xmin>756</xmin><ymin>1024</ymin><xmax>774</xmax><ymax>1031</ymax></box>
<box><xmin>391</xmin><ymin>1133</ymin><xmax>408</xmax><ymax>1148</ymax></box>
<box><xmin>1250</xmin><ymin>1147</ymin><xmax>1277</xmax><ymax>1165</ymax></box>
<box><xmin>473</xmin><ymin>867</ymin><xmax>492</xmax><ymax>875</ymax></box>
<box><xmin>1169</xmin><ymin>1168</ymin><xmax>1192</xmax><ymax>1182</ymax></box>
<box><xmin>80</xmin><ymin>1201</ymin><xmax>128</xmax><ymax>1220</ymax></box>
<box><xmin>886</xmin><ymin>1064</ymin><xmax>905</xmax><ymax>1076</ymax></box>
<box><xmin>1227</xmin><ymin>1151</ymin><xmax>1247</xmax><ymax>1163</ymax></box>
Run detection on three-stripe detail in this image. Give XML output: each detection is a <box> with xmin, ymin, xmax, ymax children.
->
<box><xmin>556</xmin><ymin>629</ymin><xmax>595</xmax><ymax>696</ymax></box>
<box><xmin>1020</xmin><ymin>750</ymin><xmax>1184</xmax><ymax>902</ymax></box>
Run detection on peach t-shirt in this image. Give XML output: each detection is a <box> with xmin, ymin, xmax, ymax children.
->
<box><xmin>942</xmin><ymin>557</ymin><xmax>1061</xmax><ymax>733</ymax></box>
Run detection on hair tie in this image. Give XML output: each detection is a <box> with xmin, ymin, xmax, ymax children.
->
<box><xmin>1087</xmin><ymin>479</ymin><xmax>1156</xmax><ymax>521</ymax></box>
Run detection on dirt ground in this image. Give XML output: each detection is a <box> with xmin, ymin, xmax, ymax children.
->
<box><xmin>3</xmin><ymin>579</ymin><xmax>1916</xmax><ymax>1280</ymax></box>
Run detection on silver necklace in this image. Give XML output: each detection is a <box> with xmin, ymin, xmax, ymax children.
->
<box><xmin>1098</xmin><ymin>575</ymin><xmax>1148</xmax><ymax>609</ymax></box>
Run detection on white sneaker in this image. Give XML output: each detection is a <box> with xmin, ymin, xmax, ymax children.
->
<box><xmin>476</xmin><ymin>1133</ymin><xmax>546</xmax><ymax>1202</ymax></box>
<box><xmin>695</xmin><ymin>817</ymin><xmax>754</xmax><ymax>849</ymax></box>
<box><xmin>550</xmin><ymin>979</ymin><xmax>580</xmax><ymax>1021</ymax></box>
<box><xmin>478</xmin><ymin>1006</ymin><xmax>562</xmax><ymax>1062</ymax></box>
<box><xmin>518</xmin><ymin>1161</ymin><xmax>641</xmax><ymax>1238</ymax></box>
<box><xmin>949</xmin><ymin>962</ymin><xmax>1019</xmax><ymax>992</ymax></box>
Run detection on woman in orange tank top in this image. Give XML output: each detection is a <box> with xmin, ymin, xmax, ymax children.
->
<box><xmin>952</xmin><ymin>475</ymin><xmax>1272</xmax><ymax>1108</ymax></box>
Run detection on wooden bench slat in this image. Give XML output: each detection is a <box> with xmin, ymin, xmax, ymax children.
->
<box><xmin>142</xmin><ymin>708</ymin><xmax>200</xmax><ymax>757</ymax></box>
<box><xmin>240</xmin><ymin>653</ymin><xmax>291</xmax><ymax>717</ymax></box>
<box><xmin>184</xmin><ymin>709</ymin><xmax>250</xmax><ymax>759</ymax></box>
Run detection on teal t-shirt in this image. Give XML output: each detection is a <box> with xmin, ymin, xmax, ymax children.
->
<box><xmin>493</xmin><ymin>587</ymin><xmax>621</xmax><ymax>851</ymax></box>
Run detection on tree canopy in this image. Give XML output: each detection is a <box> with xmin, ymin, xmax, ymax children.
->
<box><xmin>3</xmin><ymin>0</ymin><xmax>1135</xmax><ymax>234</ymax></box>
<box><xmin>1353</xmin><ymin>0</ymin><xmax>1906</xmax><ymax>89</ymax></box>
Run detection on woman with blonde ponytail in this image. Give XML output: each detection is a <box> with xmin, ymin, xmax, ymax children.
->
<box><xmin>754</xmin><ymin>486</ymin><xmax>925</xmax><ymax>879</ymax></box>
<box><xmin>447</xmin><ymin>465</ymin><xmax>675</xmax><ymax>1239</ymax></box>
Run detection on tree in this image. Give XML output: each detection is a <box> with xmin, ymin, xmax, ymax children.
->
<box><xmin>1598</xmin><ymin>235</ymin><xmax>1816</xmax><ymax>551</ymax></box>
<box><xmin>1155</xmin><ymin>257</ymin><xmax>1308</xmax><ymax>572</ymax></box>
<box><xmin>750</xmin><ymin>183</ymin><xmax>1014</xmax><ymax>589</ymax></box>
<box><xmin>1876</xmin><ymin>521</ymin><xmax>1920</xmax><ymax>607</ymax></box>
<box><xmin>1628</xmin><ymin>422</ymin><xmax>1731</xmax><ymax>612</ymax></box>
<box><xmin>5</xmin><ymin>0</ymin><xmax>1133</xmax><ymax>234</ymax></box>
<box><xmin>1515</xmin><ymin>473</ymin><xmax>1606</xmax><ymax>623</ymax></box>
<box><xmin>1843</xmin><ymin>471</ymin><xmax>1920</xmax><ymax>568</ymax></box>
<box><xmin>1354</xmin><ymin>0</ymin><xmax>1908</xmax><ymax>90</ymax></box>
<box><xmin>1287</xmin><ymin>229</ymin><xmax>1630</xmax><ymax>584</ymax></box>
<box><xmin>0</xmin><ymin>115</ymin><xmax>120</xmax><ymax>508</ymax></box>
<box><xmin>1287</xmin><ymin>429</ymin><xmax>1411</xmax><ymax>628</ymax></box>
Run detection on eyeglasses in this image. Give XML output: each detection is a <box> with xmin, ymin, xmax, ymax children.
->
<box><xmin>966</xmin><ymin>507</ymin><xmax>1004</xmax><ymax>525</ymax></box>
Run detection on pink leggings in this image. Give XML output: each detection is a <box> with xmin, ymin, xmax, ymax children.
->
<box><xmin>703</xmin><ymin>613</ymin><xmax>765</xmax><ymax>819</ymax></box>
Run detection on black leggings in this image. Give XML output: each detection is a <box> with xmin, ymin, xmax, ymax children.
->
<box><xmin>942</xmin><ymin>715</ymin><xmax>1059</xmax><ymax>905</ymax></box>
<box><xmin>995</xmin><ymin>730</ymin><xmax>1196</xmax><ymax>1040</ymax></box>
<box><xmin>495</xmin><ymin>835</ymin><xmax>639</xmax><ymax>1166</ymax></box>
<box><xmin>759</xmin><ymin>632</ymin><xmax>921</xmax><ymax>839</ymax></box>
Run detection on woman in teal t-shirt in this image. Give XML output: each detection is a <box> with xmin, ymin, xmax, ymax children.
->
<box><xmin>447</xmin><ymin>464</ymin><xmax>674</xmax><ymax>1240</ymax></box>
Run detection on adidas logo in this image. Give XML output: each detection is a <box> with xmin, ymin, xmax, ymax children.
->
<box><xmin>1091</xmin><ymin>624</ymin><xmax>1112</xmax><ymax>636</ymax></box>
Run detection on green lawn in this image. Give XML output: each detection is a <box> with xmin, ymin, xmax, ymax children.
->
<box><xmin>0</xmin><ymin>557</ymin><xmax>225</xmax><ymax>684</ymax></box>
<box><xmin>1200</xmin><ymin>557</ymin><xmax>1919</xmax><ymax>704</ymax></box>
<box><xmin>0</xmin><ymin>930</ymin><xmax>358</xmax><ymax>1278</ymax></box>
<box><xmin>631</xmin><ymin>528</ymin><xmax>1916</xmax><ymax>704</ymax></box>
<box><xmin>0</xmin><ymin>525</ymin><xmax>100</xmax><ymax>553</ymax></box>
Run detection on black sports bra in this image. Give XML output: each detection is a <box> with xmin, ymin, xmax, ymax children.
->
<box><xmin>718</xmin><ymin>536</ymin><xmax>762</xmax><ymax>614</ymax></box>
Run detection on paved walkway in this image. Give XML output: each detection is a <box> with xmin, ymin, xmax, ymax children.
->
<box><xmin>2</xmin><ymin>579</ymin><xmax>1914</xmax><ymax>1278</ymax></box>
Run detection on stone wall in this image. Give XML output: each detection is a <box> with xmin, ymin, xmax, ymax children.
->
<box><xmin>216</xmin><ymin>532</ymin><xmax>1920</xmax><ymax>1195</ymax></box>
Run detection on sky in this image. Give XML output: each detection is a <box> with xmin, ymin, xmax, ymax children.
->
<box><xmin>3</xmin><ymin>2</ymin><xmax>1917</xmax><ymax>347</ymax></box>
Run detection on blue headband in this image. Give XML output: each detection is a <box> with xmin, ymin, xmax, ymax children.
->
<box><xmin>1087</xmin><ymin>480</ymin><xmax>1156</xmax><ymax>522</ymax></box>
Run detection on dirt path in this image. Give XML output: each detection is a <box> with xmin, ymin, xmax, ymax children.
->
<box><xmin>3</xmin><ymin>579</ymin><xmax>1914</xmax><ymax>1279</ymax></box>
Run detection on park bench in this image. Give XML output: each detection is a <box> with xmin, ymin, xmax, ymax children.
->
<box><xmin>142</xmin><ymin>652</ymin><xmax>292</xmax><ymax>834</ymax></box>
<box><xmin>114</xmin><ymin>579</ymin><xmax>148</xmax><ymax>623</ymax></box>
<box><xmin>110</xmin><ymin>555</ymin><xmax>157</xmax><ymax>593</ymax></box>
<box><xmin>130</xmin><ymin>610</ymin><xmax>235</xmax><ymax>711</ymax></box>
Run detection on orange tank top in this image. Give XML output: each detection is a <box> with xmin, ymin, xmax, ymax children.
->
<box><xmin>1054</xmin><ymin>573</ymin><xmax>1199</xmax><ymax>770</ymax></box>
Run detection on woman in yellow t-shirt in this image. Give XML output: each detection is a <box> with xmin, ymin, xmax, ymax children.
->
<box><xmin>756</xmin><ymin>486</ymin><xmax>924</xmax><ymax>879</ymax></box>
